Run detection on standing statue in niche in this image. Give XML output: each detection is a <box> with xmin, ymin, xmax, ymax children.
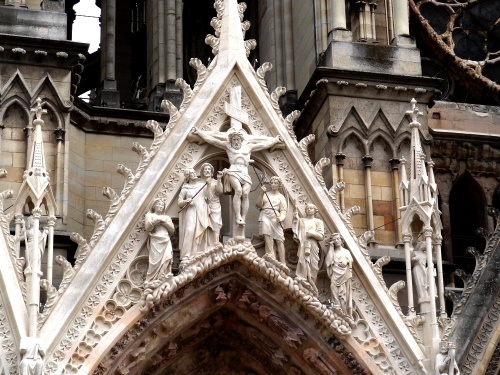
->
<box><xmin>200</xmin><ymin>162</ymin><xmax>223</xmax><ymax>244</ymax></box>
<box><xmin>257</xmin><ymin>176</ymin><xmax>288</xmax><ymax>263</ymax></box>
<box><xmin>19</xmin><ymin>337</ymin><xmax>45</xmax><ymax>375</ymax></box>
<box><xmin>144</xmin><ymin>198</ymin><xmax>175</xmax><ymax>282</ymax></box>
<box><xmin>412</xmin><ymin>240</ymin><xmax>436</xmax><ymax>302</ymax></box>
<box><xmin>293</xmin><ymin>203</ymin><xmax>325</xmax><ymax>286</ymax></box>
<box><xmin>192</xmin><ymin>127</ymin><xmax>283</xmax><ymax>226</ymax></box>
<box><xmin>325</xmin><ymin>233</ymin><xmax>353</xmax><ymax>315</ymax></box>
<box><xmin>435</xmin><ymin>341</ymin><xmax>460</xmax><ymax>375</ymax></box>
<box><xmin>178</xmin><ymin>168</ymin><xmax>210</xmax><ymax>260</ymax></box>
<box><xmin>21</xmin><ymin>216</ymin><xmax>48</xmax><ymax>273</ymax></box>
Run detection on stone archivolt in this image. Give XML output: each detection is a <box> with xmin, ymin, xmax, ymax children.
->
<box><xmin>94</xmin><ymin>258</ymin><xmax>364</xmax><ymax>375</ymax></box>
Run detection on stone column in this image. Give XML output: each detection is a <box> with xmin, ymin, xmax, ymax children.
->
<box><xmin>363</xmin><ymin>155</ymin><xmax>374</xmax><ymax>231</ymax></box>
<box><xmin>104</xmin><ymin>0</ymin><xmax>116</xmax><ymax>81</ymax></box>
<box><xmin>356</xmin><ymin>1</ymin><xmax>367</xmax><ymax>42</ymax></box>
<box><xmin>274</xmin><ymin>0</ymin><xmax>285</xmax><ymax>87</ymax></box>
<box><xmin>391</xmin><ymin>0</ymin><xmax>414</xmax><ymax>45</ymax></box>
<box><xmin>27</xmin><ymin>209</ymin><xmax>42</xmax><ymax>337</ymax></box>
<box><xmin>329</xmin><ymin>0</ymin><xmax>351</xmax><ymax>41</ymax></box>
<box><xmin>166</xmin><ymin>0</ymin><xmax>176</xmax><ymax>81</ymax></box>
<box><xmin>423</xmin><ymin>226</ymin><xmax>439</xmax><ymax>352</ymax></box>
<box><xmin>24</xmin><ymin>120</ymin><xmax>34</xmax><ymax>170</ymax></box>
<box><xmin>369</xmin><ymin>1</ymin><xmax>378</xmax><ymax>42</ymax></box>
<box><xmin>390</xmin><ymin>158</ymin><xmax>402</xmax><ymax>244</ymax></box>
<box><xmin>0</xmin><ymin>125</ymin><xmax>4</xmax><ymax>155</ymax></box>
<box><xmin>15</xmin><ymin>214</ymin><xmax>24</xmax><ymax>258</ymax></box>
<box><xmin>403</xmin><ymin>232</ymin><xmax>414</xmax><ymax>315</ymax></box>
<box><xmin>336</xmin><ymin>153</ymin><xmax>346</xmax><ymax>212</ymax></box>
<box><xmin>433</xmin><ymin>233</ymin><xmax>446</xmax><ymax>317</ymax></box>
<box><xmin>54</xmin><ymin>128</ymin><xmax>65</xmax><ymax>216</ymax></box>
<box><xmin>158</xmin><ymin>0</ymin><xmax>165</xmax><ymax>84</ymax></box>
<box><xmin>283</xmin><ymin>0</ymin><xmax>295</xmax><ymax>89</ymax></box>
<box><xmin>46</xmin><ymin>216</ymin><xmax>56</xmax><ymax>286</ymax></box>
<box><xmin>175</xmin><ymin>0</ymin><xmax>183</xmax><ymax>78</ymax></box>
<box><xmin>97</xmin><ymin>0</ymin><xmax>120</xmax><ymax>107</ymax></box>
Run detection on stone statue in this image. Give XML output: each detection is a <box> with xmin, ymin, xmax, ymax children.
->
<box><xmin>144</xmin><ymin>198</ymin><xmax>175</xmax><ymax>282</ymax></box>
<box><xmin>178</xmin><ymin>168</ymin><xmax>210</xmax><ymax>260</ymax></box>
<box><xmin>22</xmin><ymin>216</ymin><xmax>48</xmax><ymax>272</ymax></box>
<box><xmin>251</xmin><ymin>302</ymin><xmax>304</xmax><ymax>349</ymax></box>
<box><xmin>325</xmin><ymin>233</ymin><xmax>353</xmax><ymax>315</ymax></box>
<box><xmin>293</xmin><ymin>203</ymin><xmax>325</xmax><ymax>285</ymax></box>
<box><xmin>435</xmin><ymin>341</ymin><xmax>460</xmax><ymax>375</ymax></box>
<box><xmin>200</xmin><ymin>162</ymin><xmax>223</xmax><ymax>244</ymax></box>
<box><xmin>191</xmin><ymin>127</ymin><xmax>283</xmax><ymax>225</ymax></box>
<box><xmin>19</xmin><ymin>337</ymin><xmax>45</xmax><ymax>375</ymax></box>
<box><xmin>303</xmin><ymin>348</ymin><xmax>338</xmax><ymax>375</ymax></box>
<box><xmin>412</xmin><ymin>240</ymin><xmax>436</xmax><ymax>302</ymax></box>
<box><xmin>257</xmin><ymin>176</ymin><xmax>287</xmax><ymax>263</ymax></box>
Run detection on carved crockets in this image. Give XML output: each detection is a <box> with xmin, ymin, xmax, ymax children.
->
<box><xmin>325</xmin><ymin>233</ymin><xmax>353</xmax><ymax>316</ymax></box>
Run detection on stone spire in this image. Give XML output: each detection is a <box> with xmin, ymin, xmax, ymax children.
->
<box><xmin>24</xmin><ymin>98</ymin><xmax>51</xmax><ymax>200</ymax></box>
<box><xmin>399</xmin><ymin>99</ymin><xmax>445</xmax><ymax>370</ymax></box>
<box><xmin>13</xmin><ymin>98</ymin><xmax>57</xmax><ymax>338</ymax></box>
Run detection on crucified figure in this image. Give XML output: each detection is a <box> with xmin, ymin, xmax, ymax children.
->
<box><xmin>191</xmin><ymin>127</ymin><xmax>283</xmax><ymax>225</ymax></box>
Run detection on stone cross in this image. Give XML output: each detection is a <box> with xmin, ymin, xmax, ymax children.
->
<box><xmin>31</xmin><ymin>98</ymin><xmax>47</xmax><ymax>122</ymax></box>
<box><xmin>224</xmin><ymin>86</ymin><xmax>249</xmax><ymax>131</ymax></box>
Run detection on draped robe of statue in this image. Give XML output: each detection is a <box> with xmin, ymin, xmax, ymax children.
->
<box><xmin>293</xmin><ymin>214</ymin><xmax>324</xmax><ymax>285</ymax></box>
<box><xmin>259</xmin><ymin>191</ymin><xmax>287</xmax><ymax>243</ymax></box>
<box><xmin>325</xmin><ymin>236</ymin><xmax>353</xmax><ymax>314</ymax></box>
<box><xmin>144</xmin><ymin>204</ymin><xmax>175</xmax><ymax>282</ymax></box>
<box><xmin>178</xmin><ymin>178</ymin><xmax>210</xmax><ymax>259</ymax></box>
<box><xmin>24</xmin><ymin>220</ymin><xmax>48</xmax><ymax>272</ymax></box>
<box><xmin>204</xmin><ymin>176</ymin><xmax>223</xmax><ymax>244</ymax></box>
<box><xmin>19</xmin><ymin>337</ymin><xmax>45</xmax><ymax>375</ymax></box>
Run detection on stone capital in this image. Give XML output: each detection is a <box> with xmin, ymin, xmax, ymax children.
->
<box><xmin>362</xmin><ymin>155</ymin><xmax>373</xmax><ymax>168</ymax></box>
<box><xmin>335</xmin><ymin>153</ymin><xmax>346</xmax><ymax>166</ymax></box>
<box><xmin>402</xmin><ymin>232</ymin><xmax>412</xmax><ymax>242</ymax></box>
<box><xmin>432</xmin><ymin>233</ymin><xmax>443</xmax><ymax>245</ymax></box>
<box><xmin>422</xmin><ymin>226</ymin><xmax>433</xmax><ymax>237</ymax></box>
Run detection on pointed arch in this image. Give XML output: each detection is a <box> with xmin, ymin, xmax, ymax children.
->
<box><xmin>396</xmin><ymin>135</ymin><xmax>412</xmax><ymax>168</ymax></box>
<box><xmin>0</xmin><ymin>95</ymin><xmax>30</xmax><ymax>127</ymax></box>
<box><xmin>338</xmin><ymin>128</ymin><xmax>368</xmax><ymax>155</ymax></box>
<box><xmin>449</xmin><ymin>172</ymin><xmax>486</xmax><ymax>270</ymax></box>
<box><xmin>30</xmin><ymin>74</ymin><xmax>72</xmax><ymax>111</ymax></box>
<box><xmin>82</xmin><ymin>255</ymin><xmax>379</xmax><ymax>375</ymax></box>
<box><xmin>0</xmin><ymin>70</ymin><xmax>31</xmax><ymax>101</ymax></box>
<box><xmin>368</xmin><ymin>129</ymin><xmax>397</xmax><ymax>157</ymax></box>
<box><xmin>368</xmin><ymin>132</ymin><xmax>394</xmax><ymax>172</ymax></box>
<box><xmin>368</xmin><ymin>110</ymin><xmax>396</xmax><ymax>139</ymax></box>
